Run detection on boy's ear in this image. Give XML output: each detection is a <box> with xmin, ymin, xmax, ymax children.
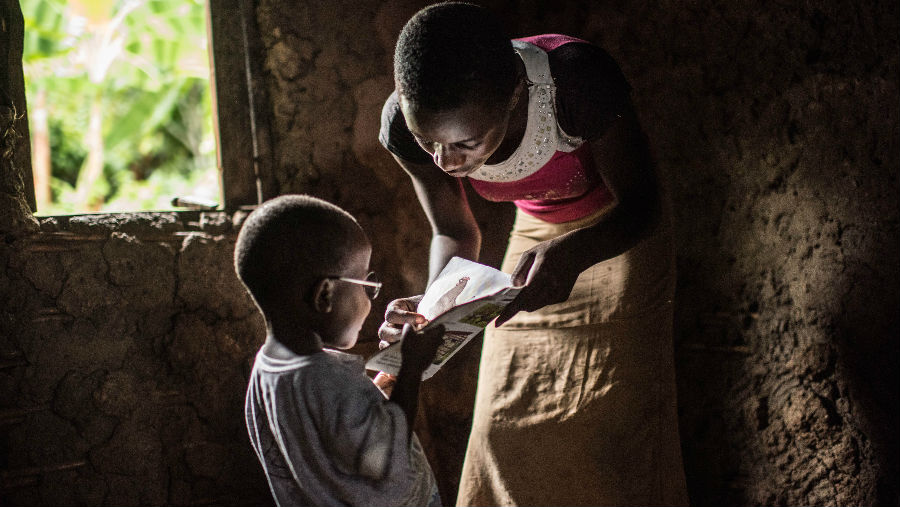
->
<box><xmin>311</xmin><ymin>279</ymin><xmax>334</xmax><ymax>313</ymax></box>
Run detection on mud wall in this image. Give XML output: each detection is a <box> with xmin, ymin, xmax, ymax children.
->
<box><xmin>0</xmin><ymin>214</ymin><xmax>271</xmax><ymax>505</ymax></box>
<box><xmin>613</xmin><ymin>3</ymin><xmax>900</xmax><ymax>505</ymax></box>
<box><xmin>2</xmin><ymin>0</ymin><xmax>898</xmax><ymax>506</ymax></box>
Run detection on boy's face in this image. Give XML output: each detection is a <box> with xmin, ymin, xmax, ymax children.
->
<box><xmin>320</xmin><ymin>238</ymin><xmax>373</xmax><ymax>350</ymax></box>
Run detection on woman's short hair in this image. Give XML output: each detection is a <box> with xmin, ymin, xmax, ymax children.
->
<box><xmin>234</xmin><ymin>195</ymin><xmax>364</xmax><ymax>312</ymax></box>
<box><xmin>394</xmin><ymin>2</ymin><xmax>518</xmax><ymax>112</ymax></box>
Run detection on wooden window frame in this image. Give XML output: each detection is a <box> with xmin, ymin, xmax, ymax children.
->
<box><xmin>207</xmin><ymin>0</ymin><xmax>276</xmax><ymax>211</ymax></box>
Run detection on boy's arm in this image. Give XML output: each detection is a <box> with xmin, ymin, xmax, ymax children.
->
<box><xmin>388</xmin><ymin>324</ymin><xmax>444</xmax><ymax>439</ymax></box>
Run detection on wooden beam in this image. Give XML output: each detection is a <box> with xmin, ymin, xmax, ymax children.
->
<box><xmin>207</xmin><ymin>0</ymin><xmax>259</xmax><ymax>210</ymax></box>
<box><xmin>1</xmin><ymin>0</ymin><xmax>36</xmax><ymax>212</ymax></box>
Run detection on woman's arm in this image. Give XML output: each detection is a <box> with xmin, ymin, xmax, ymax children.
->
<box><xmin>392</xmin><ymin>154</ymin><xmax>482</xmax><ymax>285</ymax></box>
<box><xmin>377</xmin><ymin>156</ymin><xmax>482</xmax><ymax>346</ymax></box>
<box><xmin>495</xmin><ymin>111</ymin><xmax>660</xmax><ymax>325</ymax></box>
<box><xmin>565</xmin><ymin>110</ymin><xmax>661</xmax><ymax>265</ymax></box>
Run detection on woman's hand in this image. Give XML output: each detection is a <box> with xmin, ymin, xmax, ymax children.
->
<box><xmin>494</xmin><ymin>235</ymin><xmax>588</xmax><ymax>326</ymax></box>
<box><xmin>494</xmin><ymin>113</ymin><xmax>662</xmax><ymax>327</ymax></box>
<box><xmin>378</xmin><ymin>294</ymin><xmax>426</xmax><ymax>349</ymax></box>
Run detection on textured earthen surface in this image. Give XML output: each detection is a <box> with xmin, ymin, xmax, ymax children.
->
<box><xmin>0</xmin><ymin>215</ymin><xmax>270</xmax><ymax>506</ymax></box>
<box><xmin>2</xmin><ymin>0</ymin><xmax>897</xmax><ymax>505</ymax></box>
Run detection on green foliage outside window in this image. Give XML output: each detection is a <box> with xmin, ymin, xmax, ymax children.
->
<box><xmin>22</xmin><ymin>0</ymin><xmax>219</xmax><ymax>215</ymax></box>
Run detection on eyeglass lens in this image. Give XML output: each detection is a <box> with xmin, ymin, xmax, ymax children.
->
<box><xmin>364</xmin><ymin>272</ymin><xmax>380</xmax><ymax>299</ymax></box>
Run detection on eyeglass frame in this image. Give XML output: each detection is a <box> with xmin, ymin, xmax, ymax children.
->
<box><xmin>325</xmin><ymin>272</ymin><xmax>382</xmax><ymax>300</ymax></box>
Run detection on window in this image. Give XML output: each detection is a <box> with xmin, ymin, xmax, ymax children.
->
<box><xmin>18</xmin><ymin>0</ymin><xmax>271</xmax><ymax>215</ymax></box>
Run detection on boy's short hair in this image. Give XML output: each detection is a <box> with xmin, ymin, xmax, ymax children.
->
<box><xmin>394</xmin><ymin>1</ymin><xmax>517</xmax><ymax>112</ymax></box>
<box><xmin>234</xmin><ymin>195</ymin><xmax>365</xmax><ymax>313</ymax></box>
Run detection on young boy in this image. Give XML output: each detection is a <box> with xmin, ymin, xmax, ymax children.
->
<box><xmin>234</xmin><ymin>194</ymin><xmax>443</xmax><ymax>507</ymax></box>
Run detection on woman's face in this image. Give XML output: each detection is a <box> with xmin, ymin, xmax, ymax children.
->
<box><xmin>400</xmin><ymin>94</ymin><xmax>513</xmax><ymax>178</ymax></box>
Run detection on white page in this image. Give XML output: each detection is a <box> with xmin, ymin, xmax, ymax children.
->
<box><xmin>365</xmin><ymin>257</ymin><xmax>520</xmax><ymax>379</ymax></box>
<box><xmin>417</xmin><ymin>257</ymin><xmax>514</xmax><ymax>320</ymax></box>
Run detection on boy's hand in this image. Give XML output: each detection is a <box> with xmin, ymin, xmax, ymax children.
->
<box><xmin>372</xmin><ymin>371</ymin><xmax>397</xmax><ymax>397</ymax></box>
<box><xmin>378</xmin><ymin>295</ymin><xmax>426</xmax><ymax>349</ymax></box>
<box><xmin>390</xmin><ymin>324</ymin><xmax>444</xmax><ymax>436</ymax></box>
<box><xmin>399</xmin><ymin>323</ymin><xmax>444</xmax><ymax>374</ymax></box>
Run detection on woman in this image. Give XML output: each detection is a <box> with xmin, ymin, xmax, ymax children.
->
<box><xmin>378</xmin><ymin>3</ymin><xmax>688</xmax><ymax>505</ymax></box>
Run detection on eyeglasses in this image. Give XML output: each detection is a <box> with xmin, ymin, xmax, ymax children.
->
<box><xmin>327</xmin><ymin>272</ymin><xmax>382</xmax><ymax>300</ymax></box>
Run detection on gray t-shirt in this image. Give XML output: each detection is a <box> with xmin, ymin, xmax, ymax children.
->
<box><xmin>245</xmin><ymin>348</ymin><xmax>438</xmax><ymax>507</ymax></box>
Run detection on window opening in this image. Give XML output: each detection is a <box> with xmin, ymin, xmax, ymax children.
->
<box><xmin>22</xmin><ymin>0</ymin><xmax>219</xmax><ymax>215</ymax></box>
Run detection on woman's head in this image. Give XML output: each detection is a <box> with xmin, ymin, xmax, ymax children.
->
<box><xmin>394</xmin><ymin>2</ymin><xmax>522</xmax><ymax>176</ymax></box>
<box><xmin>394</xmin><ymin>2</ymin><xmax>518</xmax><ymax>113</ymax></box>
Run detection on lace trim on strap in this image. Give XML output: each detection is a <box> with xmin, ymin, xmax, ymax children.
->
<box><xmin>469</xmin><ymin>40</ymin><xmax>584</xmax><ymax>182</ymax></box>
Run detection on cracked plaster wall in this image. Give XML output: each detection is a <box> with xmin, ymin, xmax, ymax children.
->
<box><xmin>1</xmin><ymin>214</ymin><xmax>270</xmax><ymax>506</ymax></box>
<box><xmin>1</xmin><ymin>0</ymin><xmax>898</xmax><ymax>506</ymax></box>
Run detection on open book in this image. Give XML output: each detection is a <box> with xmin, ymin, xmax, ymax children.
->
<box><xmin>365</xmin><ymin>257</ymin><xmax>522</xmax><ymax>379</ymax></box>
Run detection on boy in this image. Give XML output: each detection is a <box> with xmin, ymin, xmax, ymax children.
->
<box><xmin>234</xmin><ymin>194</ymin><xmax>443</xmax><ymax>506</ymax></box>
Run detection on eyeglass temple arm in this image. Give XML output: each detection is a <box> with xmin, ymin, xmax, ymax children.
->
<box><xmin>336</xmin><ymin>276</ymin><xmax>382</xmax><ymax>288</ymax></box>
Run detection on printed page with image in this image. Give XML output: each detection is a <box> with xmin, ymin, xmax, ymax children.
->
<box><xmin>365</xmin><ymin>257</ymin><xmax>522</xmax><ymax>380</ymax></box>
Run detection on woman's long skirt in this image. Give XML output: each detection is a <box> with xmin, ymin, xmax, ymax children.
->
<box><xmin>456</xmin><ymin>207</ymin><xmax>688</xmax><ymax>506</ymax></box>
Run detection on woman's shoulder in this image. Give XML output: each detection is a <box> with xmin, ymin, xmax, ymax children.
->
<box><xmin>379</xmin><ymin>90</ymin><xmax>403</xmax><ymax>142</ymax></box>
<box><xmin>517</xmin><ymin>34</ymin><xmax>629</xmax><ymax>81</ymax></box>
<box><xmin>379</xmin><ymin>90</ymin><xmax>433</xmax><ymax>165</ymax></box>
<box><xmin>549</xmin><ymin>40</ymin><xmax>629</xmax><ymax>82</ymax></box>
<box><xmin>540</xmin><ymin>36</ymin><xmax>635</xmax><ymax>140</ymax></box>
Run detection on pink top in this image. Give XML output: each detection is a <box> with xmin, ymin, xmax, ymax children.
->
<box><xmin>468</xmin><ymin>143</ymin><xmax>615</xmax><ymax>223</ymax></box>
<box><xmin>518</xmin><ymin>33</ymin><xmax>586</xmax><ymax>51</ymax></box>
<box><xmin>467</xmin><ymin>34</ymin><xmax>617</xmax><ymax>224</ymax></box>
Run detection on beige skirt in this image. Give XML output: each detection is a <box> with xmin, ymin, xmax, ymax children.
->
<box><xmin>456</xmin><ymin>208</ymin><xmax>688</xmax><ymax>506</ymax></box>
